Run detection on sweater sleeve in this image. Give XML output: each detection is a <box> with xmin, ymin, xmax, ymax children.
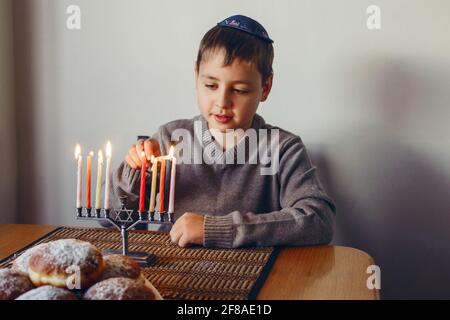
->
<box><xmin>97</xmin><ymin>160</ymin><xmax>142</xmax><ymax>228</ymax></box>
<box><xmin>203</xmin><ymin>137</ymin><xmax>336</xmax><ymax>248</ymax></box>
<box><xmin>110</xmin><ymin>161</ymin><xmax>142</xmax><ymax>209</ymax></box>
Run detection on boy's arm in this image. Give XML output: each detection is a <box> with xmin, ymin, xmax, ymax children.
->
<box><xmin>203</xmin><ymin>137</ymin><xmax>336</xmax><ymax>248</ymax></box>
<box><xmin>110</xmin><ymin>160</ymin><xmax>143</xmax><ymax>209</ymax></box>
<box><xmin>97</xmin><ymin>161</ymin><xmax>142</xmax><ymax>228</ymax></box>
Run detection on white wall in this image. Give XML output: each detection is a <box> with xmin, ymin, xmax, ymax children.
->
<box><xmin>11</xmin><ymin>0</ymin><xmax>450</xmax><ymax>298</ymax></box>
<box><xmin>0</xmin><ymin>0</ymin><xmax>16</xmax><ymax>223</ymax></box>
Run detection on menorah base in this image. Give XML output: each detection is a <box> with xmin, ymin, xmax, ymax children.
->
<box><xmin>102</xmin><ymin>249</ymin><xmax>156</xmax><ymax>267</ymax></box>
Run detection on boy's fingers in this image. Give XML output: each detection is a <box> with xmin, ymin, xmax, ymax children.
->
<box><xmin>170</xmin><ymin>226</ymin><xmax>182</xmax><ymax>244</ymax></box>
<box><xmin>147</xmin><ymin>139</ymin><xmax>162</xmax><ymax>159</ymax></box>
<box><xmin>135</xmin><ymin>141</ymin><xmax>145</xmax><ymax>158</ymax></box>
<box><xmin>170</xmin><ymin>218</ymin><xmax>180</xmax><ymax>234</ymax></box>
<box><xmin>144</xmin><ymin>140</ymin><xmax>154</xmax><ymax>161</ymax></box>
<box><xmin>129</xmin><ymin>145</ymin><xmax>142</xmax><ymax>168</ymax></box>
<box><xmin>152</xmin><ymin>140</ymin><xmax>161</xmax><ymax>157</ymax></box>
<box><xmin>178</xmin><ymin>235</ymin><xmax>190</xmax><ymax>248</ymax></box>
<box><xmin>125</xmin><ymin>155</ymin><xmax>138</xmax><ymax>169</ymax></box>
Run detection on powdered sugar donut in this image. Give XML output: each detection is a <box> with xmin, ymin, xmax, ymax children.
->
<box><xmin>28</xmin><ymin>239</ymin><xmax>104</xmax><ymax>289</ymax></box>
<box><xmin>16</xmin><ymin>285</ymin><xmax>78</xmax><ymax>300</ymax></box>
<box><xmin>101</xmin><ymin>254</ymin><xmax>141</xmax><ymax>280</ymax></box>
<box><xmin>0</xmin><ymin>269</ymin><xmax>35</xmax><ymax>300</ymax></box>
<box><xmin>83</xmin><ymin>277</ymin><xmax>156</xmax><ymax>300</ymax></box>
<box><xmin>11</xmin><ymin>243</ymin><xmax>47</xmax><ymax>275</ymax></box>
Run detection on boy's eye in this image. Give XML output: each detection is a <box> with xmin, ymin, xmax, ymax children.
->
<box><xmin>205</xmin><ymin>84</ymin><xmax>216</xmax><ymax>89</ymax></box>
<box><xmin>234</xmin><ymin>89</ymin><xmax>249</xmax><ymax>94</ymax></box>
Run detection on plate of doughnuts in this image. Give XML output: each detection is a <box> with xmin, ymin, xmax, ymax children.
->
<box><xmin>0</xmin><ymin>238</ymin><xmax>163</xmax><ymax>300</ymax></box>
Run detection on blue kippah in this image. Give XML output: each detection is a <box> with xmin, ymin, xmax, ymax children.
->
<box><xmin>217</xmin><ymin>15</ymin><xmax>274</xmax><ymax>44</ymax></box>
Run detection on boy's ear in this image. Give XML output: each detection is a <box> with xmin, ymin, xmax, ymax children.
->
<box><xmin>260</xmin><ymin>74</ymin><xmax>273</xmax><ymax>102</ymax></box>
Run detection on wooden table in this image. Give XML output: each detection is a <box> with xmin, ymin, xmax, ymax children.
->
<box><xmin>0</xmin><ymin>224</ymin><xmax>379</xmax><ymax>300</ymax></box>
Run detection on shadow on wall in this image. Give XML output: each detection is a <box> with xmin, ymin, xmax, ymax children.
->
<box><xmin>13</xmin><ymin>0</ymin><xmax>62</xmax><ymax>224</ymax></box>
<box><xmin>12</xmin><ymin>1</ymin><xmax>39</xmax><ymax>223</ymax></box>
<box><xmin>309</xmin><ymin>59</ymin><xmax>450</xmax><ymax>299</ymax></box>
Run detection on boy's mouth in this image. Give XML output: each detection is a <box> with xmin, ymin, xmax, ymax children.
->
<box><xmin>214</xmin><ymin>114</ymin><xmax>233</xmax><ymax>124</ymax></box>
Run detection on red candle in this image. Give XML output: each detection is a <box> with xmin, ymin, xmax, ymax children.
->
<box><xmin>86</xmin><ymin>151</ymin><xmax>93</xmax><ymax>208</ymax></box>
<box><xmin>159</xmin><ymin>157</ymin><xmax>166</xmax><ymax>212</ymax></box>
<box><xmin>139</xmin><ymin>152</ymin><xmax>147</xmax><ymax>212</ymax></box>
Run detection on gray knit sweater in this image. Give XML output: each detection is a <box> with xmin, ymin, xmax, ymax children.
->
<box><xmin>109</xmin><ymin>114</ymin><xmax>336</xmax><ymax>248</ymax></box>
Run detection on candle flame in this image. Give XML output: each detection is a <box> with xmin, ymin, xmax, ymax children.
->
<box><xmin>141</xmin><ymin>151</ymin><xmax>146</xmax><ymax>159</ymax></box>
<box><xmin>75</xmin><ymin>144</ymin><xmax>81</xmax><ymax>160</ymax></box>
<box><xmin>89</xmin><ymin>151</ymin><xmax>94</xmax><ymax>157</ymax></box>
<box><xmin>169</xmin><ymin>145</ymin><xmax>175</xmax><ymax>157</ymax></box>
<box><xmin>106</xmin><ymin>141</ymin><xmax>112</xmax><ymax>158</ymax></box>
<box><xmin>98</xmin><ymin>150</ymin><xmax>103</xmax><ymax>163</ymax></box>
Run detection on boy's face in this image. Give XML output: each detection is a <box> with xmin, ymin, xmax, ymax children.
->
<box><xmin>195</xmin><ymin>49</ymin><xmax>272</xmax><ymax>132</ymax></box>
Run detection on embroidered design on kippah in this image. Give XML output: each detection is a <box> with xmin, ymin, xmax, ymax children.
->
<box><xmin>217</xmin><ymin>15</ymin><xmax>274</xmax><ymax>43</ymax></box>
<box><xmin>227</xmin><ymin>19</ymin><xmax>240</xmax><ymax>27</ymax></box>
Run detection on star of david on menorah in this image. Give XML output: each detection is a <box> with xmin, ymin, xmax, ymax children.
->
<box><xmin>74</xmin><ymin>138</ymin><xmax>176</xmax><ymax>266</ymax></box>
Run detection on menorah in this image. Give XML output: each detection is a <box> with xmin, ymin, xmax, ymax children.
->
<box><xmin>76</xmin><ymin>195</ymin><xmax>173</xmax><ymax>266</ymax></box>
<box><xmin>74</xmin><ymin>136</ymin><xmax>177</xmax><ymax>266</ymax></box>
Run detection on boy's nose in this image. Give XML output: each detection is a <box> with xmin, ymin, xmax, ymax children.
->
<box><xmin>215</xmin><ymin>89</ymin><xmax>232</xmax><ymax>109</ymax></box>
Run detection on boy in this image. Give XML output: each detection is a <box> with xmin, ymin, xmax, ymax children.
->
<box><xmin>110</xmin><ymin>15</ymin><xmax>336</xmax><ymax>248</ymax></box>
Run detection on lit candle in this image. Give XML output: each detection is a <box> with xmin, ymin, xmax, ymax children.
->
<box><xmin>168</xmin><ymin>146</ymin><xmax>177</xmax><ymax>214</ymax></box>
<box><xmin>95</xmin><ymin>150</ymin><xmax>103</xmax><ymax>209</ymax></box>
<box><xmin>75</xmin><ymin>144</ymin><xmax>82</xmax><ymax>208</ymax></box>
<box><xmin>104</xmin><ymin>141</ymin><xmax>112</xmax><ymax>210</ymax></box>
<box><xmin>158</xmin><ymin>156</ymin><xmax>166</xmax><ymax>212</ymax></box>
<box><xmin>149</xmin><ymin>155</ymin><xmax>157</xmax><ymax>212</ymax></box>
<box><xmin>86</xmin><ymin>151</ymin><xmax>93</xmax><ymax>209</ymax></box>
<box><xmin>139</xmin><ymin>151</ymin><xmax>147</xmax><ymax>212</ymax></box>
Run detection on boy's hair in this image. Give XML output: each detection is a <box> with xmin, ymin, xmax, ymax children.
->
<box><xmin>196</xmin><ymin>25</ymin><xmax>274</xmax><ymax>84</ymax></box>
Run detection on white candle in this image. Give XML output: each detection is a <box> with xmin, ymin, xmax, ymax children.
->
<box><xmin>75</xmin><ymin>144</ymin><xmax>82</xmax><ymax>208</ymax></box>
<box><xmin>95</xmin><ymin>150</ymin><xmax>103</xmax><ymax>209</ymax></box>
<box><xmin>104</xmin><ymin>141</ymin><xmax>112</xmax><ymax>210</ymax></box>
<box><xmin>168</xmin><ymin>146</ymin><xmax>176</xmax><ymax>214</ymax></box>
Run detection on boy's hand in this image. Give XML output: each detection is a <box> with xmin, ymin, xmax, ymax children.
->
<box><xmin>170</xmin><ymin>212</ymin><xmax>205</xmax><ymax>247</ymax></box>
<box><xmin>125</xmin><ymin>138</ymin><xmax>161</xmax><ymax>169</ymax></box>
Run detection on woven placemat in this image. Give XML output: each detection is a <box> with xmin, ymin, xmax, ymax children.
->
<box><xmin>0</xmin><ymin>226</ymin><xmax>277</xmax><ymax>300</ymax></box>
